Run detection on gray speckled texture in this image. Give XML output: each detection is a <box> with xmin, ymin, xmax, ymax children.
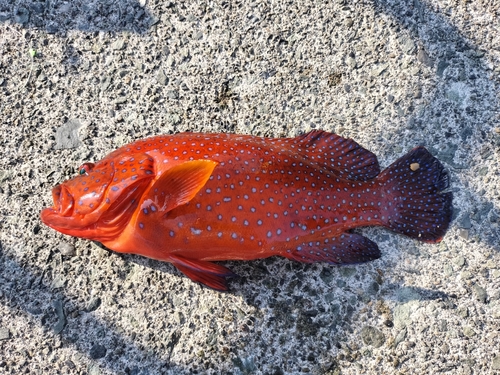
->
<box><xmin>1</xmin><ymin>0</ymin><xmax>499</xmax><ymax>374</ymax></box>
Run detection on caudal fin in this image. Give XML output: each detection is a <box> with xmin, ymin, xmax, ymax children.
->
<box><xmin>378</xmin><ymin>147</ymin><xmax>453</xmax><ymax>243</ymax></box>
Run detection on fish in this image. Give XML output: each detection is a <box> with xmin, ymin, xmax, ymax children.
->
<box><xmin>40</xmin><ymin>130</ymin><xmax>453</xmax><ymax>290</ymax></box>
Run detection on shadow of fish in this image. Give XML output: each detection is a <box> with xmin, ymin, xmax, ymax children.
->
<box><xmin>41</xmin><ymin>130</ymin><xmax>452</xmax><ymax>290</ymax></box>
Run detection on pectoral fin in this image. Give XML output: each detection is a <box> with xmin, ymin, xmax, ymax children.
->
<box><xmin>169</xmin><ymin>255</ymin><xmax>236</xmax><ymax>291</ymax></box>
<box><xmin>139</xmin><ymin>159</ymin><xmax>218</xmax><ymax>216</ymax></box>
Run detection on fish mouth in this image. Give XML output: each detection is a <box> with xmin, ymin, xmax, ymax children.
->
<box><xmin>52</xmin><ymin>184</ymin><xmax>75</xmax><ymax>216</ymax></box>
<box><xmin>40</xmin><ymin>184</ymin><xmax>75</xmax><ymax>227</ymax></box>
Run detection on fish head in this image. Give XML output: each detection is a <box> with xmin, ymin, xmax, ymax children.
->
<box><xmin>41</xmin><ymin>154</ymin><xmax>156</xmax><ymax>241</ymax></box>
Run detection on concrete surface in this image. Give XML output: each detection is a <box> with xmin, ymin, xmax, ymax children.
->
<box><xmin>0</xmin><ymin>0</ymin><xmax>499</xmax><ymax>374</ymax></box>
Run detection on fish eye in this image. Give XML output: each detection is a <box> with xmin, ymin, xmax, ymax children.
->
<box><xmin>77</xmin><ymin>162</ymin><xmax>95</xmax><ymax>176</ymax></box>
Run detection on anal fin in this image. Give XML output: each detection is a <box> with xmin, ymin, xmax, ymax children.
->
<box><xmin>284</xmin><ymin>233</ymin><xmax>381</xmax><ymax>265</ymax></box>
<box><xmin>169</xmin><ymin>255</ymin><xmax>236</xmax><ymax>291</ymax></box>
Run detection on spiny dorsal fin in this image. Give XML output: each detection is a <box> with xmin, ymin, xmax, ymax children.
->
<box><xmin>290</xmin><ymin>130</ymin><xmax>380</xmax><ymax>181</ymax></box>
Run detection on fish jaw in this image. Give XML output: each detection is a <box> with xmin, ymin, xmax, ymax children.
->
<box><xmin>41</xmin><ymin>208</ymin><xmax>83</xmax><ymax>237</ymax></box>
<box><xmin>41</xmin><ymin>184</ymin><xmax>80</xmax><ymax>235</ymax></box>
<box><xmin>41</xmin><ymin>203</ymin><xmax>137</xmax><ymax>241</ymax></box>
<box><xmin>40</xmin><ymin>183</ymin><xmax>105</xmax><ymax>238</ymax></box>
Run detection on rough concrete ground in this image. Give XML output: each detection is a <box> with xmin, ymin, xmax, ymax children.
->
<box><xmin>1</xmin><ymin>0</ymin><xmax>500</xmax><ymax>374</ymax></box>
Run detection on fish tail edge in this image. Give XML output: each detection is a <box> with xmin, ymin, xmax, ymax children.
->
<box><xmin>378</xmin><ymin>146</ymin><xmax>453</xmax><ymax>243</ymax></box>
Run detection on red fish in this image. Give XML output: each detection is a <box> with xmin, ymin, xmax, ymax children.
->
<box><xmin>41</xmin><ymin>131</ymin><xmax>452</xmax><ymax>290</ymax></box>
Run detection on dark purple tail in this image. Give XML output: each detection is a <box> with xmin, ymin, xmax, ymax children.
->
<box><xmin>378</xmin><ymin>147</ymin><xmax>453</xmax><ymax>243</ymax></box>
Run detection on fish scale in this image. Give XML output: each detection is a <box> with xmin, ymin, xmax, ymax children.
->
<box><xmin>41</xmin><ymin>130</ymin><xmax>453</xmax><ymax>290</ymax></box>
<box><xmin>164</xmin><ymin>163</ymin><xmax>383</xmax><ymax>260</ymax></box>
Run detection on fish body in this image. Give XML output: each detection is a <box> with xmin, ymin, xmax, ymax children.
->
<box><xmin>41</xmin><ymin>131</ymin><xmax>452</xmax><ymax>290</ymax></box>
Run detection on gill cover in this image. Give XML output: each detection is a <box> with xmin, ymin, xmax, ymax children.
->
<box><xmin>41</xmin><ymin>153</ymin><xmax>156</xmax><ymax>241</ymax></box>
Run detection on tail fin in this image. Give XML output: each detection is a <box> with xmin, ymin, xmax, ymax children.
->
<box><xmin>378</xmin><ymin>147</ymin><xmax>453</xmax><ymax>243</ymax></box>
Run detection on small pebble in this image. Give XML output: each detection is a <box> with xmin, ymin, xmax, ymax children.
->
<box><xmin>58</xmin><ymin>242</ymin><xmax>76</xmax><ymax>257</ymax></box>
<box><xmin>46</xmin><ymin>23</ymin><xmax>59</xmax><ymax>34</ymax></box>
<box><xmin>410</xmin><ymin>162</ymin><xmax>420</xmax><ymax>171</ymax></box>
<box><xmin>399</xmin><ymin>35</ymin><xmax>416</xmax><ymax>54</ymax></box>
<box><xmin>472</xmin><ymin>284</ymin><xmax>487</xmax><ymax>303</ymax></box>
<box><xmin>458</xmin><ymin>307</ymin><xmax>469</xmax><ymax>318</ymax></box>
<box><xmin>459</xmin><ymin>229</ymin><xmax>470</xmax><ymax>240</ymax></box>
<box><xmin>157</xmin><ymin>70</ymin><xmax>169</xmax><ymax>86</ymax></box>
<box><xmin>86</xmin><ymin>297</ymin><xmax>102</xmax><ymax>312</ymax></box>
<box><xmin>360</xmin><ymin>326</ymin><xmax>385</xmax><ymax>348</ymax></box>
<box><xmin>444</xmin><ymin>264</ymin><xmax>453</xmax><ymax>277</ymax></box>
<box><xmin>459</xmin><ymin>214</ymin><xmax>472</xmax><ymax>229</ymax></box>
<box><xmin>89</xmin><ymin>344</ymin><xmax>107</xmax><ymax>359</ymax></box>
<box><xmin>492</xmin><ymin>356</ymin><xmax>500</xmax><ymax>370</ymax></box>
<box><xmin>417</xmin><ymin>48</ymin><xmax>434</xmax><ymax>67</ymax></box>
<box><xmin>463</xmin><ymin>326</ymin><xmax>476</xmax><ymax>337</ymax></box>
<box><xmin>0</xmin><ymin>328</ymin><xmax>10</xmax><ymax>340</ymax></box>
<box><xmin>167</xmin><ymin>90</ymin><xmax>179</xmax><ymax>100</ymax></box>
<box><xmin>437</xmin><ymin>60</ymin><xmax>450</xmax><ymax>77</ymax></box>
<box><xmin>441</xmin><ymin>343</ymin><xmax>450</xmax><ymax>354</ymax></box>
<box><xmin>55</xmin><ymin>119</ymin><xmax>84</xmax><ymax>150</ymax></box>
<box><xmin>53</xmin><ymin>300</ymin><xmax>66</xmax><ymax>334</ymax></box>
<box><xmin>0</xmin><ymin>12</ymin><xmax>10</xmax><ymax>22</ymax></box>
<box><xmin>461</xmin><ymin>271</ymin><xmax>473</xmax><ymax>280</ymax></box>
<box><xmin>453</xmin><ymin>256</ymin><xmax>465</xmax><ymax>268</ymax></box>
<box><xmin>111</xmin><ymin>39</ymin><xmax>126</xmax><ymax>51</ymax></box>
<box><xmin>14</xmin><ymin>7</ymin><xmax>29</xmax><ymax>24</ymax></box>
<box><xmin>394</xmin><ymin>327</ymin><xmax>407</xmax><ymax>348</ymax></box>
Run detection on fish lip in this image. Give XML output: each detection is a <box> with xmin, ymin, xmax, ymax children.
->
<box><xmin>40</xmin><ymin>184</ymin><xmax>76</xmax><ymax>229</ymax></box>
<box><xmin>52</xmin><ymin>184</ymin><xmax>74</xmax><ymax>217</ymax></box>
<box><xmin>40</xmin><ymin>206</ymin><xmax>58</xmax><ymax>227</ymax></box>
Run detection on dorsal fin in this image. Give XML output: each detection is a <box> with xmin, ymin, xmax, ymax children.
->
<box><xmin>289</xmin><ymin>130</ymin><xmax>380</xmax><ymax>181</ymax></box>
